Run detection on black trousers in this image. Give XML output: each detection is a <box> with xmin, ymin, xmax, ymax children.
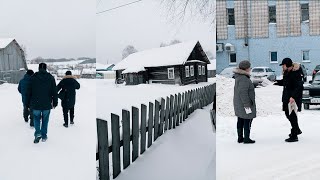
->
<box><xmin>284</xmin><ymin>109</ymin><xmax>300</xmax><ymax>137</ymax></box>
<box><xmin>237</xmin><ymin>117</ymin><xmax>252</xmax><ymax>132</ymax></box>
<box><xmin>63</xmin><ymin>107</ymin><xmax>74</xmax><ymax>124</ymax></box>
<box><xmin>23</xmin><ymin>106</ymin><xmax>34</xmax><ymax>126</ymax></box>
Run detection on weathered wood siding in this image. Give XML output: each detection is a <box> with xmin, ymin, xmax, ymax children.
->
<box><xmin>147</xmin><ymin>65</ymin><xmax>181</xmax><ymax>85</ymax></box>
<box><xmin>124</xmin><ymin>72</ymin><xmax>147</xmax><ymax>85</ymax></box>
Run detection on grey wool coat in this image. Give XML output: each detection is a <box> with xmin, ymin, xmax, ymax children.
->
<box><xmin>233</xmin><ymin>68</ymin><xmax>257</xmax><ymax>119</ymax></box>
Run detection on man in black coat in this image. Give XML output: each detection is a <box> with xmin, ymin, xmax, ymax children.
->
<box><xmin>26</xmin><ymin>63</ymin><xmax>58</xmax><ymax>143</ymax></box>
<box><xmin>18</xmin><ymin>70</ymin><xmax>34</xmax><ymax>127</ymax></box>
<box><xmin>57</xmin><ymin>71</ymin><xmax>80</xmax><ymax>128</ymax></box>
<box><xmin>280</xmin><ymin>58</ymin><xmax>303</xmax><ymax>142</ymax></box>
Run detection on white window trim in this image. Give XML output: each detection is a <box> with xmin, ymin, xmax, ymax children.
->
<box><xmin>198</xmin><ymin>65</ymin><xmax>202</xmax><ymax>76</ymax></box>
<box><xmin>229</xmin><ymin>53</ymin><xmax>237</xmax><ymax>65</ymax></box>
<box><xmin>202</xmin><ymin>66</ymin><xmax>205</xmax><ymax>75</ymax></box>
<box><xmin>190</xmin><ymin>65</ymin><xmax>194</xmax><ymax>76</ymax></box>
<box><xmin>185</xmin><ymin>66</ymin><xmax>190</xmax><ymax>77</ymax></box>
<box><xmin>167</xmin><ymin>68</ymin><xmax>175</xmax><ymax>79</ymax></box>
<box><xmin>302</xmin><ymin>50</ymin><xmax>310</xmax><ymax>63</ymax></box>
<box><xmin>269</xmin><ymin>51</ymin><xmax>278</xmax><ymax>63</ymax></box>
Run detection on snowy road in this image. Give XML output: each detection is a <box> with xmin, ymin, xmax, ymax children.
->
<box><xmin>114</xmin><ymin>105</ymin><xmax>215</xmax><ymax>180</ymax></box>
<box><xmin>0</xmin><ymin>79</ymin><xmax>96</xmax><ymax>180</ymax></box>
<box><xmin>217</xmin><ymin>81</ymin><xmax>320</xmax><ymax>180</ymax></box>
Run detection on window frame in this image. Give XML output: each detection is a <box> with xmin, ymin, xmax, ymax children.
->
<box><xmin>202</xmin><ymin>66</ymin><xmax>206</xmax><ymax>75</ymax></box>
<box><xmin>185</xmin><ymin>66</ymin><xmax>190</xmax><ymax>78</ymax></box>
<box><xmin>229</xmin><ymin>53</ymin><xmax>237</xmax><ymax>65</ymax></box>
<box><xmin>198</xmin><ymin>65</ymin><xmax>202</xmax><ymax>76</ymax></box>
<box><xmin>167</xmin><ymin>67</ymin><xmax>175</xmax><ymax>79</ymax></box>
<box><xmin>190</xmin><ymin>65</ymin><xmax>194</xmax><ymax>77</ymax></box>
<box><xmin>270</xmin><ymin>51</ymin><xmax>278</xmax><ymax>64</ymax></box>
<box><xmin>301</xmin><ymin>3</ymin><xmax>309</xmax><ymax>22</ymax></box>
<box><xmin>302</xmin><ymin>50</ymin><xmax>310</xmax><ymax>62</ymax></box>
<box><xmin>227</xmin><ymin>8</ymin><xmax>235</xmax><ymax>25</ymax></box>
<box><xmin>268</xmin><ymin>6</ymin><xmax>276</xmax><ymax>23</ymax></box>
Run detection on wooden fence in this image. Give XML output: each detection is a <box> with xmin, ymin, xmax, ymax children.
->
<box><xmin>97</xmin><ymin>84</ymin><xmax>215</xmax><ymax>180</ymax></box>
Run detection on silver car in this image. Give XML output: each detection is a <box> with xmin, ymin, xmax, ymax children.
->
<box><xmin>251</xmin><ymin>67</ymin><xmax>276</xmax><ymax>87</ymax></box>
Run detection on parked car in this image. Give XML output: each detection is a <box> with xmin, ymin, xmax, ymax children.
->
<box><xmin>312</xmin><ymin>65</ymin><xmax>320</xmax><ymax>80</ymax></box>
<box><xmin>302</xmin><ymin>72</ymin><xmax>320</xmax><ymax>109</ymax></box>
<box><xmin>219</xmin><ymin>67</ymin><xmax>236</xmax><ymax>78</ymax></box>
<box><xmin>300</xmin><ymin>64</ymin><xmax>308</xmax><ymax>82</ymax></box>
<box><xmin>250</xmin><ymin>67</ymin><xmax>276</xmax><ymax>87</ymax></box>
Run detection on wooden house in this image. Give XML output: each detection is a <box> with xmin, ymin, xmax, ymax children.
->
<box><xmin>113</xmin><ymin>41</ymin><xmax>211</xmax><ymax>85</ymax></box>
<box><xmin>0</xmin><ymin>38</ymin><xmax>27</xmax><ymax>83</ymax></box>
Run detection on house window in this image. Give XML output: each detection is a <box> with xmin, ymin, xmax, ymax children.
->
<box><xmin>202</xmin><ymin>66</ymin><xmax>205</xmax><ymax>75</ymax></box>
<box><xmin>227</xmin><ymin>8</ymin><xmax>235</xmax><ymax>25</ymax></box>
<box><xmin>302</xmin><ymin>50</ymin><xmax>310</xmax><ymax>62</ymax></box>
<box><xmin>269</xmin><ymin>6</ymin><xmax>276</xmax><ymax>23</ymax></box>
<box><xmin>168</xmin><ymin>68</ymin><xmax>175</xmax><ymax>79</ymax></box>
<box><xmin>129</xmin><ymin>74</ymin><xmax>133</xmax><ymax>83</ymax></box>
<box><xmin>229</xmin><ymin>53</ymin><xmax>236</xmax><ymax>64</ymax></box>
<box><xmin>270</xmin><ymin>51</ymin><xmax>277</xmax><ymax>63</ymax></box>
<box><xmin>198</xmin><ymin>65</ymin><xmax>202</xmax><ymax>75</ymax></box>
<box><xmin>190</xmin><ymin>65</ymin><xmax>194</xmax><ymax>76</ymax></box>
<box><xmin>301</xmin><ymin>3</ymin><xmax>309</xmax><ymax>22</ymax></box>
<box><xmin>185</xmin><ymin>66</ymin><xmax>190</xmax><ymax>77</ymax></box>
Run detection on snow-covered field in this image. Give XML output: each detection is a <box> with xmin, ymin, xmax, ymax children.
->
<box><xmin>0</xmin><ymin>79</ymin><xmax>96</xmax><ymax>180</ymax></box>
<box><xmin>217</xmin><ymin>76</ymin><xmax>320</xmax><ymax>180</ymax></box>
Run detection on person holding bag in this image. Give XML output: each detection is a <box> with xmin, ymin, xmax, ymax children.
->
<box><xmin>233</xmin><ymin>60</ymin><xmax>256</xmax><ymax>144</ymax></box>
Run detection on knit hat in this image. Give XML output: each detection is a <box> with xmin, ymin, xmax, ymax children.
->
<box><xmin>38</xmin><ymin>63</ymin><xmax>47</xmax><ymax>70</ymax></box>
<box><xmin>65</xmin><ymin>71</ymin><xmax>72</xmax><ymax>75</ymax></box>
<box><xmin>26</xmin><ymin>70</ymin><xmax>34</xmax><ymax>76</ymax></box>
<box><xmin>239</xmin><ymin>60</ymin><xmax>251</xmax><ymax>70</ymax></box>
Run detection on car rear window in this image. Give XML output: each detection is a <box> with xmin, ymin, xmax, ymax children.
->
<box><xmin>252</xmin><ymin>68</ymin><xmax>264</xmax><ymax>72</ymax></box>
<box><xmin>316</xmin><ymin>65</ymin><xmax>320</xmax><ymax>70</ymax></box>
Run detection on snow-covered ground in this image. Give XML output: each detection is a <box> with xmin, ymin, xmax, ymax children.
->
<box><xmin>0</xmin><ymin>79</ymin><xmax>96</xmax><ymax>180</ymax></box>
<box><xmin>115</xmin><ymin>104</ymin><xmax>215</xmax><ymax>180</ymax></box>
<box><xmin>217</xmin><ymin>76</ymin><xmax>320</xmax><ymax>180</ymax></box>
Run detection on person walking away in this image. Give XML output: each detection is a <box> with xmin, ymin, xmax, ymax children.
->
<box><xmin>26</xmin><ymin>63</ymin><xmax>58</xmax><ymax>143</ymax></box>
<box><xmin>18</xmin><ymin>70</ymin><xmax>34</xmax><ymax>127</ymax></box>
<box><xmin>280</xmin><ymin>58</ymin><xmax>303</xmax><ymax>142</ymax></box>
<box><xmin>233</xmin><ymin>60</ymin><xmax>256</xmax><ymax>144</ymax></box>
<box><xmin>57</xmin><ymin>71</ymin><xmax>80</xmax><ymax>128</ymax></box>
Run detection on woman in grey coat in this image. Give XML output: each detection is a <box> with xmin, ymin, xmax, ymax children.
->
<box><xmin>233</xmin><ymin>60</ymin><xmax>256</xmax><ymax>144</ymax></box>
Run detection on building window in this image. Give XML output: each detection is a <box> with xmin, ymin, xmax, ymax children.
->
<box><xmin>229</xmin><ymin>53</ymin><xmax>236</xmax><ymax>64</ymax></box>
<box><xmin>270</xmin><ymin>51</ymin><xmax>277</xmax><ymax>63</ymax></box>
<box><xmin>168</xmin><ymin>68</ymin><xmax>174</xmax><ymax>79</ymax></box>
<box><xmin>269</xmin><ymin>6</ymin><xmax>276</xmax><ymax>23</ymax></box>
<box><xmin>198</xmin><ymin>65</ymin><xmax>202</xmax><ymax>76</ymax></box>
<box><xmin>202</xmin><ymin>66</ymin><xmax>205</xmax><ymax>75</ymax></box>
<box><xmin>227</xmin><ymin>8</ymin><xmax>235</xmax><ymax>25</ymax></box>
<box><xmin>301</xmin><ymin>3</ymin><xmax>309</xmax><ymax>22</ymax></box>
<box><xmin>190</xmin><ymin>65</ymin><xmax>194</xmax><ymax>76</ymax></box>
<box><xmin>185</xmin><ymin>66</ymin><xmax>190</xmax><ymax>77</ymax></box>
<box><xmin>302</xmin><ymin>50</ymin><xmax>310</xmax><ymax>62</ymax></box>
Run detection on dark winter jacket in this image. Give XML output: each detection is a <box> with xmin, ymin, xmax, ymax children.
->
<box><xmin>233</xmin><ymin>68</ymin><xmax>257</xmax><ymax>119</ymax></box>
<box><xmin>57</xmin><ymin>75</ymin><xmax>80</xmax><ymax>108</ymax></box>
<box><xmin>282</xmin><ymin>65</ymin><xmax>303</xmax><ymax>111</ymax></box>
<box><xmin>26</xmin><ymin>69</ymin><xmax>58</xmax><ymax>110</ymax></box>
<box><xmin>18</xmin><ymin>74</ymin><xmax>33</xmax><ymax>106</ymax></box>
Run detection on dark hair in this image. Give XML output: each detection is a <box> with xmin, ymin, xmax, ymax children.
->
<box><xmin>65</xmin><ymin>71</ymin><xmax>72</xmax><ymax>75</ymax></box>
<box><xmin>26</xmin><ymin>70</ymin><xmax>34</xmax><ymax>76</ymax></box>
<box><xmin>38</xmin><ymin>63</ymin><xmax>47</xmax><ymax>70</ymax></box>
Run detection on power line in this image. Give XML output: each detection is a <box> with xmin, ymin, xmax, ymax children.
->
<box><xmin>96</xmin><ymin>0</ymin><xmax>142</xmax><ymax>15</ymax></box>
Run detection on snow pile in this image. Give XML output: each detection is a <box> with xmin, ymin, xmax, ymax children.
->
<box><xmin>122</xmin><ymin>66</ymin><xmax>146</xmax><ymax>74</ymax></box>
<box><xmin>207</xmin><ymin>59</ymin><xmax>216</xmax><ymax>70</ymax></box>
<box><xmin>216</xmin><ymin>75</ymin><xmax>275</xmax><ymax>117</ymax></box>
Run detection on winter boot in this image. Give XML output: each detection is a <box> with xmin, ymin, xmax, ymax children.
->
<box><xmin>243</xmin><ymin>129</ymin><xmax>255</xmax><ymax>144</ymax></box>
<box><xmin>33</xmin><ymin>136</ymin><xmax>41</xmax><ymax>144</ymax></box>
<box><xmin>63</xmin><ymin>123</ymin><xmax>68</xmax><ymax>128</ymax></box>
<box><xmin>41</xmin><ymin>137</ymin><xmax>48</xmax><ymax>142</ymax></box>
<box><xmin>288</xmin><ymin>129</ymin><xmax>302</xmax><ymax>137</ymax></box>
<box><xmin>285</xmin><ymin>136</ymin><xmax>298</xmax><ymax>142</ymax></box>
<box><xmin>237</xmin><ymin>129</ymin><xmax>244</xmax><ymax>143</ymax></box>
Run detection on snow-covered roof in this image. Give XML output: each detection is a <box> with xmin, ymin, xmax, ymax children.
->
<box><xmin>0</xmin><ymin>38</ymin><xmax>14</xmax><ymax>49</ymax></box>
<box><xmin>96</xmin><ymin>63</ymin><xmax>113</xmax><ymax>70</ymax></box>
<box><xmin>82</xmin><ymin>68</ymin><xmax>96</xmax><ymax>74</ymax></box>
<box><xmin>113</xmin><ymin>41</ymin><xmax>205</xmax><ymax>71</ymax></box>
<box><xmin>122</xmin><ymin>66</ymin><xmax>146</xmax><ymax>74</ymax></box>
<box><xmin>208</xmin><ymin>59</ymin><xmax>216</xmax><ymax>70</ymax></box>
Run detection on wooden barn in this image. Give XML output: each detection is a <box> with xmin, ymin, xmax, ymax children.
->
<box><xmin>113</xmin><ymin>41</ymin><xmax>211</xmax><ymax>85</ymax></box>
<box><xmin>0</xmin><ymin>38</ymin><xmax>27</xmax><ymax>84</ymax></box>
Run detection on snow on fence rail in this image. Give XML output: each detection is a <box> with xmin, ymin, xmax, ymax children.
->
<box><xmin>96</xmin><ymin>83</ymin><xmax>215</xmax><ymax>180</ymax></box>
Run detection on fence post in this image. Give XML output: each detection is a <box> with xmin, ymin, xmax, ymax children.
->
<box><xmin>181</xmin><ymin>92</ymin><xmax>185</xmax><ymax>122</ymax></box>
<box><xmin>111</xmin><ymin>113</ymin><xmax>121</xmax><ymax>178</ymax></box>
<box><xmin>97</xmin><ymin>119</ymin><xmax>110</xmax><ymax>180</ymax></box>
<box><xmin>177</xmin><ymin>93</ymin><xmax>181</xmax><ymax>125</ymax></box>
<box><xmin>159</xmin><ymin>98</ymin><xmax>165</xmax><ymax>136</ymax></box>
<box><xmin>148</xmin><ymin>102</ymin><xmax>154</xmax><ymax>148</ymax></box>
<box><xmin>122</xmin><ymin>110</ymin><xmax>130</xmax><ymax>169</ymax></box>
<box><xmin>132</xmin><ymin>107</ymin><xmax>139</xmax><ymax>162</ymax></box>
<box><xmin>169</xmin><ymin>95</ymin><xmax>174</xmax><ymax>129</ymax></box>
<box><xmin>140</xmin><ymin>104</ymin><xmax>147</xmax><ymax>154</ymax></box>
<box><xmin>173</xmin><ymin>94</ymin><xmax>177</xmax><ymax>128</ymax></box>
<box><xmin>154</xmin><ymin>100</ymin><xmax>160</xmax><ymax>141</ymax></box>
<box><xmin>164</xmin><ymin>96</ymin><xmax>170</xmax><ymax>132</ymax></box>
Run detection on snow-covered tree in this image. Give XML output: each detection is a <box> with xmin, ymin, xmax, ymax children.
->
<box><xmin>122</xmin><ymin>45</ymin><xmax>138</xmax><ymax>59</ymax></box>
<box><xmin>169</xmin><ymin>39</ymin><xmax>181</xmax><ymax>45</ymax></box>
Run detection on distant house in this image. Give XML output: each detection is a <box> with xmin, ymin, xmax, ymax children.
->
<box><xmin>113</xmin><ymin>41</ymin><xmax>211</xmax><ymax>85</ymax></box>
<box><xmin>208</xmin><ymin>59</ymin><xmax>216</xmax><ymax>78</ymax></box>
<box><xmin>96</xmin><ymin>63</ymin><xmax>115</xmax><ymax>71</ymax></box>
<box><xmin>96</xmin><ymin>63</ymin><xmax>116</xmax><ymax>79</ymax></box>
<box><xmin>0</xmin><ymin>38</ymin><xmax>27</xmax><ymax>84</ymax></box>
<box><xmin>81</xmin><ymin>68</ymin><xmax>96</xmax><ymax>79</ymax></box>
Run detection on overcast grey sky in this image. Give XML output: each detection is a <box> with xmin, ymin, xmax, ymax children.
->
<box><xmin>96</xmin><ymin>0</ymin><xmax>216</xmax><ymax>64</ymax></box>
<box><xmin>0</xmin><ymin>0</ymin><xmax>95</xmax><ymax>59</ymax></box>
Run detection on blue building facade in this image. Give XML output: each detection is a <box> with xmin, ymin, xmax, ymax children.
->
<box><xmin>216</xmin><ymin>0</ymin><xmax>320</xmax><ymax>76</ymax></box>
